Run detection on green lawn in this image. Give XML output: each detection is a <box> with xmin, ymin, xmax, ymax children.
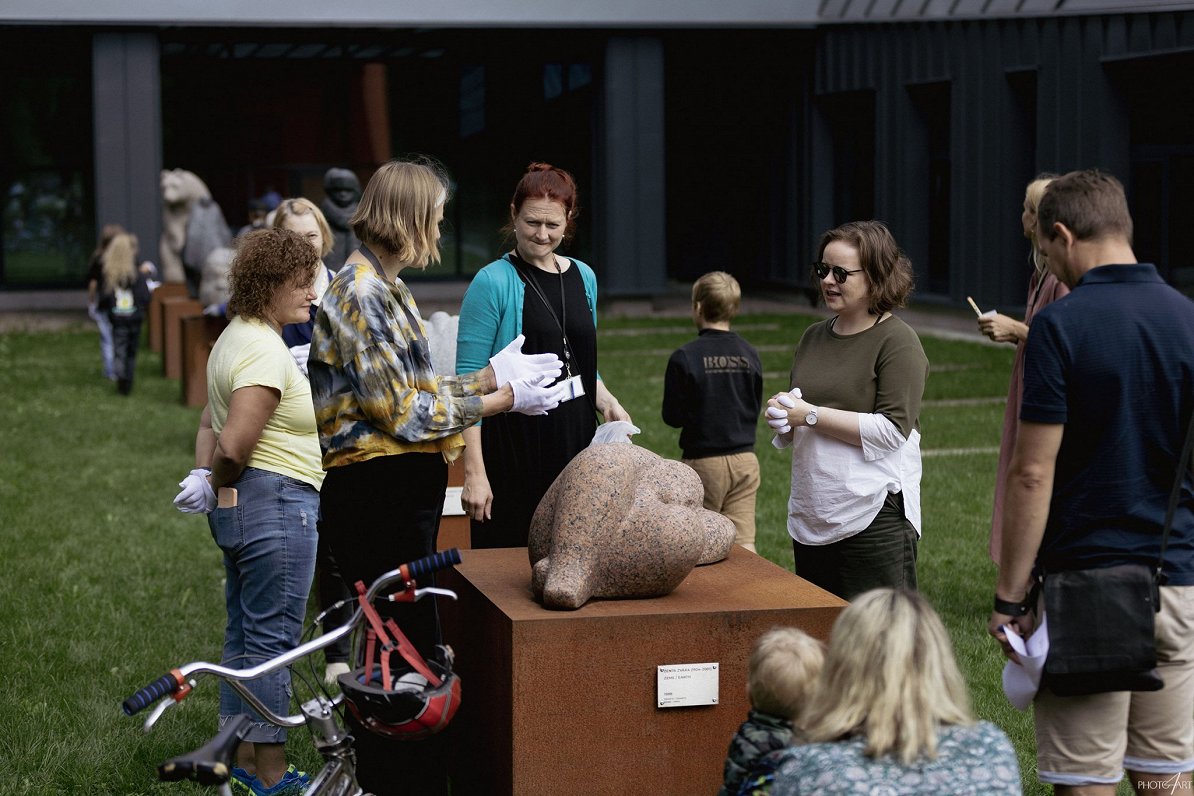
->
<box><xmin>0</xmin><ymin>313</ymin><xmax>1127</xmax><ymax>794</ymax></box>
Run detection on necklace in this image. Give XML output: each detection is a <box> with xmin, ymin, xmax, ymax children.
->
<box><xmin>510</xmin><ymin>252</ymin><xmax>573</xmax><ymax>378</ymax></box>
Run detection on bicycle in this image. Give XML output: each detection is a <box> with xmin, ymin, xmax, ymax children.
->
<box><xmin>122</xmin><ymin>548</ymin><xmax>464</xmax><ymax>795</ymax></box>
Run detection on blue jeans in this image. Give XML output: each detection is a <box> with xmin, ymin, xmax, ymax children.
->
<box><xmin>208</xmin><ymin>467</ymin><xmax>318</xmax><ymax>743</ymax></box>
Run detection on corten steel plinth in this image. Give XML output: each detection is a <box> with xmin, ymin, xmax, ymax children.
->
<box><xmin>437</xmin><ymin>463</ymin><xmax>471</xmax><ymax>552</ymax></box>
<box><xmin>440</xmin><ymin>546</ymin><xmax>845</xmax><ymax>795</ymax></box>
<box><xmin>181</xmin><ymin>314</ymin><xmax>227</xmax><ymax>407</ymax></box>
<box><xmin>161</xmin><ymin>297</ymin><xmax>202</xmax><ymax>379</ymax></box>
<box><xmin>148</xmin><ymin>282</ymin><xmax>188</xmax><ymax>353</ymax></box>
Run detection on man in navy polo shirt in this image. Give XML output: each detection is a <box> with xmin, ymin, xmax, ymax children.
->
<box><xmin>987</xmin><ymin>169</ymin><xmax>1194</xmax><ymax>794</ymax></box>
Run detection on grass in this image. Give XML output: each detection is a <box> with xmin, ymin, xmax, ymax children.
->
<box><xmin>0</xmin><ymin>311</ymin><xmax>1128</xmax><ymax>794</ymax></box>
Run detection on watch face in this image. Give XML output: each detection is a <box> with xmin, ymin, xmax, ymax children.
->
<box><xmin>805</xmin><ymin>411</ymin><xmax>818</xmax><ymax>426</ymax></box>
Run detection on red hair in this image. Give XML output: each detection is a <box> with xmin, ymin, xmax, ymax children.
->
<box><xmin>509</xmin><ymin>162</ymin><xmax>580</xmax><ymax>239</ymax></box>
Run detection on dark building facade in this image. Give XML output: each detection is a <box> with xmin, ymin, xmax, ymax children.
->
<box><xmin>3</xmin><ymin>2</ymin><xmax>1193</xmax><ymax>309</ymax></box>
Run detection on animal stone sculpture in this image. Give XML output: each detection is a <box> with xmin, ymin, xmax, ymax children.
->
<box><xmin>159</xmin><ymin>169</ymin><xmax>231</xmax><ymax>297</ymax></box>
<box><xmin>528</xmin><ymin>443</ymin><xmax>736</xmax><ymax>610</ymax></box>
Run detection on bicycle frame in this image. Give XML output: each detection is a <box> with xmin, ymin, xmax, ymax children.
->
<box><xmin>124</xmin><ymin>548</ymin><xmax>461</xmax><ymax>795</ymax></box>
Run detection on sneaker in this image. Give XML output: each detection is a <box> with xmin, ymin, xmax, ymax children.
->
<box><xmin>251</xmin><ymin>764</ymin><xmax>309</xmax><ymax>796</ymax></box>
<box><xmin>324</xmin><ymin>661</ymin><xmax>351</xmax><ymax>687</ymax></box>
<box><xmin>229</xmin><ymin>767</ymin><xmax>258</xmax><ymax>796</ymax></box>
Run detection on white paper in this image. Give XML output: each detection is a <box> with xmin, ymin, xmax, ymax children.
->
<box><xmin>656</xmin><ymin>663</ymin><xmax>719</xmax><ymax>708</ymax></box>
<box><xmin>1001</xmin><ymin>613</ymin><xmax>1049</xmax><ymax>711</ymax></box>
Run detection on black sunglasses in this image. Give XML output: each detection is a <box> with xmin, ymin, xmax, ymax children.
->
<box><xmin>812</xmin><ymin>261</ymin><xmax>864</xmax><ymax>284</ymax></box>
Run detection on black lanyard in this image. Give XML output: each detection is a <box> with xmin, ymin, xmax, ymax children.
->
<box><xmin>509</xmin><ymin>252</ymin><xmax>574</xmax><ymax>378</ymax></box>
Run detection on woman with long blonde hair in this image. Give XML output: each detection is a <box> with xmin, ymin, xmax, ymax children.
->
<box><xmin>750</xmin><ymin>589</ymin><xmax>1020</xmax><ymax>794</ymax></box>
<box><xmin>979</xmin><ymin>174</ymin><xmax>1070</xmax><ymax>563</ymax></box>
<box><xmin>97</xmin><ymin>232</ymin><xmax>151</xmax><ymax>394</ymax></box>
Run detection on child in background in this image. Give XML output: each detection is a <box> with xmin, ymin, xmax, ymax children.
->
<box><xmin>662</xmin><ymin>271</ymin><xmax>764</xmax><ymax>551</ymax></box>
<box><xmin>97</xmin><ymin>232</ymin><xmax>152</xmax><ymax>395</ymax></box>
<box><xmin>719</xmin><ymin>627</ymin><xmax>824</xmax><ymax>796</ymax></box>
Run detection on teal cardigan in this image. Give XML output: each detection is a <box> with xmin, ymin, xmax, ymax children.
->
<box><xmin>455</xmin><ymin>253</ymin><xmax>600</xmax><ymax>376</ymax></box>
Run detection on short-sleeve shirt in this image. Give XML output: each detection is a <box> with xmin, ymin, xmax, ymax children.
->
<box><xmin>1021</xmin><ymin>263</ymin><xmax>1194</xmax><ymax>582</ymax></box>
<box><xmin>207</xmin><ymin>315</ymin><xmax>325</xmax><ymax>489</ymax></box>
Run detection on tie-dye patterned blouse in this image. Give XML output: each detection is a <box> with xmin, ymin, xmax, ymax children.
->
<box><xmin>309</xmin><ymin>261</ymin><xmax>486</xmax><ymax>469</ymax></box>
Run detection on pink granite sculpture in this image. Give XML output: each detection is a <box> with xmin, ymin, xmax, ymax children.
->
<box><xmin>528</xmin><ymin>444</ymin><xmax>736</xmax><ymax>610</ymax></box>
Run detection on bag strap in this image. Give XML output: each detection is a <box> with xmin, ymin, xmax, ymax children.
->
<box><xmin>1158</xmin><ymin>408</ymin><xmax>1194</xmax><ymax>581</ymax></box>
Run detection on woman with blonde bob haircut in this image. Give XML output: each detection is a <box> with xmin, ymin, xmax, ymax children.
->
<box><xmin>309</xmin><ymin>157</ymin><xmax>570</xmax><ymax>795</ymax></box>
<box><xmin>752</xmin><ymin>589</ymin><xmax>1020</xmax><ymax>794</ymax></box>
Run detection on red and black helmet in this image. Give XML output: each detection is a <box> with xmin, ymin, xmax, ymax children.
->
<box><xmin>338</xmin><ymin>644</ymin><xmax>461</xmax><ymax>740</ymax></box>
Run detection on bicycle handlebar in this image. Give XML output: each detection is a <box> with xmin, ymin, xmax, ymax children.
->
<box><xmin>123</xmin><ymin>671</ymin><xmax>184</xmax><ymax>716</ymax></box>
<box><xmin>403</xmin><ymin>548</ymin><xmax>461</xmax><ymax>583</ymax></box>
<box><xmin>122</xmin><ymin>548</ymin><xmax>463</xmax><ymax>722</ymax></box>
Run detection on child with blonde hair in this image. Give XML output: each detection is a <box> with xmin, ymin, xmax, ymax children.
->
<box><xmin>662</xmin><ymin>271</ymin><xmax>764</xmax><ymax>551</ymax></box>
<box><xmin>718</xmin><ymin>626</ymin><xmax>824</xmax><ymax>796</ymax></box>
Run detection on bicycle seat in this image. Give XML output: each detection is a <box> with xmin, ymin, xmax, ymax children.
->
<box><xmin>157</xmin><ymin>713</ymin><xmax>252</xmax><ymax>785</ymax></box>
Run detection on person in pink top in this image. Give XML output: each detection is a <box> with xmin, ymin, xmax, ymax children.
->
<box><xmin>980</xmin><ymin>173</ymin><xmax>1070</xmax><ymax>563</ymax></box>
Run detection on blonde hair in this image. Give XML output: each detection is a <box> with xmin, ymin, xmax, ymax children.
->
<box><xmin>350</xmin><ymin>159</ymin><xmax>449</xmax><ymax>269</ymax></box>
<box><xmin>101</xmin><ymin>233</ymin><xmax>138</xmax><ymax>292</ymax></box>
<box><xmin>273</xmin><ymin>197</ymin><xmax>334</xmax><ymax>258</ymax></box>
<box><xmin>801</xmin><ymin>589</ymin><xmax>973</xmax><ymax>764</ymax></box>
<box><xmin>1024</xmin><ymin>173</ymin><xmax>1057</xmax><ymax>274</ymax></box>
<box><xmin>692</xmin><ymin>271</ymin><xmax>742</xmax><ymax>324</ymax></box>
<box><xmin>748</xmin><ymin>627</ymin><xmax>824</xmax><ymax>725</ymax></box>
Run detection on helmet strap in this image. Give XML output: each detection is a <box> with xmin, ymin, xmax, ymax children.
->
<box><xmin>353</xmin><ymin>579</ymin><xmax>443</xmax><ymax>690</ymax></box>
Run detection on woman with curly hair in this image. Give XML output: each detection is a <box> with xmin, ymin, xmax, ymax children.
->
<box><xmin>766</xmin><ymin>221</ymin><xmax>928</xmax><ymax>600</ymax></box>
<box><xmin>172</xmin><ymin>227</ymin><xmax>324</xmax><ymax>795</ymax></box>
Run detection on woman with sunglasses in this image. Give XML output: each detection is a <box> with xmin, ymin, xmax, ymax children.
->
<box><xmin>766</xmin><ymin>221</ymin><xmax>927</xmax><ymax>601</ymax></box>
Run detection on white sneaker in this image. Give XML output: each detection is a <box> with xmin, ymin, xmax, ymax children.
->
<box><xmin>324</xmin><ymin>662</ymin><xmax>351</xmax><ymax>687</ymax></box>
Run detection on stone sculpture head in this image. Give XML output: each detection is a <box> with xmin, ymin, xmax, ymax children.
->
<box><xmin>324</xmin><ymin>168</ymin><xmax>362</xmax><ymax>209</ymax></box>
<box><xmin>528</xmin><ymin>444</ymin><xmax>736</xmax><ymax>610</ymax></box>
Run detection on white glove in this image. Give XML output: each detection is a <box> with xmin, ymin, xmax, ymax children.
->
<box><xmin>202</xmin><ymin>303</ymin><xmax>225</xmax><ymax>317</ymax></box>
<box><xmin>766</xmin><ymin>389</ymin><xmax>802</xmax><ymax>435</ymax></box>
<box><xmin>289</xmin><ymin>343</ymin><xmax>310</xmax><ymax>377</ymax></box>
<box><xmin>489</xmin><ymin>334</ymin><xmax>563</xmax><ymax>387</ymax></box>
<box><xmin>510</xmin><ymin>375</ymin><xmax>572</xmax><ymax>416</ymax></box>
<box><xmin>174</xmin><ymin>468</ymin><xmax>216</xmax><ymax>514</ymax></box>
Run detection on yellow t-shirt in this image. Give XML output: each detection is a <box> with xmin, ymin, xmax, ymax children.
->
<box><xmin>207</xmin><ymin>316</ymin><xmax>325</xmax><ymax>489</ymax></box>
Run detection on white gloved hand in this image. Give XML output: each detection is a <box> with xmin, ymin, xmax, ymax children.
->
<box><xmin>510</xmin><ymin>375</ymin><xmax>571</xmax><ymax>416</ymax></box>
<box><xmin>766</xmin><ymin>389</ymin><xmax>802</xmax><ymax>435</ymax></box>
<box><xmin>489</xmin><ymin>334</ymin><xmax>563</xmax><ymax>387</ymax></box>
<box><xmin>174</xmin><ymin>468</ymin><xmax>216</xmax><ymax>514</ymax></box>
<box><xmin>202</xmin><ymin>303</ymin><xmax>225</xmax><ymax>317</ymax></box>
<box><xmin>289</xmin><ymin>343</ymin><xmax>310</xmax><ymax>377</ymax></box>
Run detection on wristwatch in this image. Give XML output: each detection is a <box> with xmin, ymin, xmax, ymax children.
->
<box><xmin>804</xmin><ymin>408</ymin><xmax>818</xmax><ymax>427</ymax></box>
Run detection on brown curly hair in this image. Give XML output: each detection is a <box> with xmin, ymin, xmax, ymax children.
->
<box><xmin>227</xmin><ymin>228</ymin><xmax>319</xmax><ymax>321</ymax></box>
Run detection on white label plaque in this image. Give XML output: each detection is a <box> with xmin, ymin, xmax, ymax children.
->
<box><xmin>656</xmin><ymin>662</ymin><xmax>719</xmax><ymax>708</ymax></box>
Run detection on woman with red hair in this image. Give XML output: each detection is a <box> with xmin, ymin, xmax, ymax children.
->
<box><xmin>456</xmin><ymin>162</ymin><xmax>632</xmax><ymax>548</ymax></box>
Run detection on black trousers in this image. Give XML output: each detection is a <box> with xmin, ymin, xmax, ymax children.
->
<box><xmin>792</xmin><ymin>490</ymin><xmax>919</xmax><ymax>601</ymax></box>
<box><xmin>110</xmin><ymin>315</ymin><xmax>142</xmax><ymax>393</ymax></box>
<box><xmin>319</xmin><ymin>453</ymin><xmax>450</xmax><ymax>796</ymax></box>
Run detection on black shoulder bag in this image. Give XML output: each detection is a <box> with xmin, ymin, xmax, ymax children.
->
<box><xmin>1042</xmin><ymin>410</ymin><xmax>1194</xmax><ymax>697</ymax></box>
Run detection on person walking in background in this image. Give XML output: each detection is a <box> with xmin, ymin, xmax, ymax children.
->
<box><xmin>95</xmin><ymin>232</ymin><xmax>152</xmax><ymax>395</ymax></box>
<box><xmin>663</xmin><ymin>271</ymin><xmax>764</xmax><ymax>553</ymax></box>
<box><xmin>86</xmin><ymin>223</ymin><xmax>124</xmax><ymax>381</ymax></box>
<box><xmin>977</xmin><ymin>174</ymin><xmax>1069</xmax><ymax>563</ymax></box>
<box><xmin>309</xmin><ymin>158</ymin><xmax>569</xmax><ymax>794</ymax></box>
<box><xmin>748</xmin><ymin>589</ymin><xmax>1020</xmax><ymax>795</ymax></box>
<box><xmin>989</xmin><ymin>169</ymin><xmax>1194</xmax><ymax>794</ymax></box>
<box><xmin>718</xmin><ymin>627</ymin><xmax>823</xmax><ymax>796</ymax></box>
<box><xmin>173</xmin><ymin>227</ymin><xmax>325</xmax><ymax>795</ymax></box>
<box><xmin>766</xmin><ymin>221</ymin><xmax>928</xmax><ymax>601</ymax></box>
<box><xmin>455</xmin><ymin>162</ymin><xmax>632</xmax><ymax>549</ymax></box>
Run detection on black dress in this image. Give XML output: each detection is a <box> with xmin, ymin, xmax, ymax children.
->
<box><xmin>472</xmin><ymin>254</ymin><xmax>599</xmax><ymax>549</ymax></box>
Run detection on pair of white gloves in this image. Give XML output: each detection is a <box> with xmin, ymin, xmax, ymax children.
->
<box><xmin>174</xmin><ymin>467</ymin><xmax>216</xmax><ymax>514</ymax></box>
<box><xmin>489</xmin><ymin>334</ymin><xmax>570</xmax><ymax>416</ymax></box>
<box><xmin>765</xmin><ymin>388</ymin><xmax>803</xmax><ymax>435</ymax></box>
